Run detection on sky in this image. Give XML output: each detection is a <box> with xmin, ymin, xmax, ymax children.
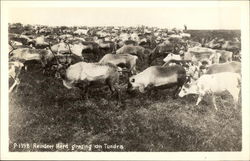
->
<box><xmin>8</xmin><ymin>7</ymin><xmax>241</xmax><ymax>30</ymax></box>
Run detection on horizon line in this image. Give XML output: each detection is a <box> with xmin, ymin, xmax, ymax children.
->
<box><xmin>8</xmin><ymin>22</ymin><xmax>241</xmax><ymax>31</ymax></box>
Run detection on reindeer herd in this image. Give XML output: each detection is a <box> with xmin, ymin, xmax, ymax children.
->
<box><xmin>8</xmin><ymin>24</ymin><xmax>241</xmax><ymax>109</ymax></box>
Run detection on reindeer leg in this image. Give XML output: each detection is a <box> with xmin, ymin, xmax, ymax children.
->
<box><xmin>114</xmin><ymin>84</ymin><xmax>121</xmax><ymax>107</ymax></box>
<box><xmin>9</xmin><ymin>81</ymin><xmax>17</xmax><ymax>93</ymax></box>
<box><xmin>106</xmin><ymin>79</ymin><xmax>115</xmax><ymax>95</ymax></box>
<box><xmin>196</xmin><ymin>95</ymin><xmax>203</xmax><ymax>106</ymax></box>
<box><xmin>211</xmin><ymin>93</ymin><xmax>218</xmax><ymax>110</ymax></box>
<box><xmin>9</xmin><ymin>79</ymin><xmax>18</xmax><ymax>93</ymax></box>
<box><xmin>40</xmin><ymin>60</ymin><xmax>46</xmax><ymax>74</ymax></box>
<box><xmin>14</xmin><ymin>78</ymin><xmax>21</xmax><ymax>93</ymax></box>
<box><xmin>76</xmin><ymin>82</ymin><xmax>89</xmax><ymax>100</ymax></box>
<box><xmin>126</xmin><ymin>72</ymin><xmax>132</xmax><ymax>92</ymax></box>
<box><xmin>106</xmin><ymin>78</ymin><xmax>121</xmax><ymax>106</ymax></box>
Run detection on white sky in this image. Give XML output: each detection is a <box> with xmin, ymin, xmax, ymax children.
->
<box><xmin>8</xmin><ymin>7</ymin><xmax>241</xmax><ymax>29</ymax></box>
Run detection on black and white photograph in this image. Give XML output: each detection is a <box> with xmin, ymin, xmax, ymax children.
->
<box><xmin>1</xmin><ymin>1</ymin><xmax>250</xmax><ymax>160</ymax></box>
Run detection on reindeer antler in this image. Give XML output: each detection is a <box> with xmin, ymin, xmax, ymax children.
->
<box><xmin>48</xmin><ymin>42</ymin><xmax>60</xmax><ymax>65</ymax></box>
<box><xmin>66</xmin><ymin>42</ymin><xmax>73</xmax><ymax>55</ymax></box>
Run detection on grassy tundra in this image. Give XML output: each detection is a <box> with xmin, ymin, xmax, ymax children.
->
<box><xmin>9</xmin><ymin>30</ymin><xmax>241</xmax><ymax>152</ymax></box>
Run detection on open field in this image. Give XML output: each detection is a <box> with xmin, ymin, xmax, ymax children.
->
<box><xmin>9</xmin><ymin>30</ymin><xmax>242</xmax><ymax>152</ymax></box>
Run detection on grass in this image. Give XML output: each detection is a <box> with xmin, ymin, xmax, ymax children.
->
<box><xmin>9</xmin><ymin>30</ymin><xmax>242</xmax><ymax>152</ymax></box>
<box><xmin>9</xmin><ymin>64</ymin><xmax>241</xmax><ymax>152</ymax></box>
